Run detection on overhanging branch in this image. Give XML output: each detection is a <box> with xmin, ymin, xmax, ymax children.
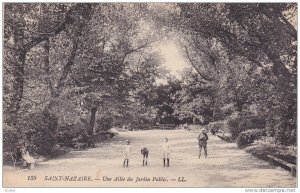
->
<box><xmin>184</xmin><ymin>46</ymin><xmax>213</xmax><ymax>82</ymax></box>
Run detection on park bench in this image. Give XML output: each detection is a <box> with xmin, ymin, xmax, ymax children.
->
<box><xmin>267</xmin><ymin>155</ymin><xmax>296</xmax><ymax>177</ymax></box>
<box><xmin>152</xmin><ymin>125</ymin><xmax>160</xmax><ymax>129</ymax></box>
<box><xmin>10</xmin><ymin>153</ymin><xmax>24</xmax><ymax>168</ymax></box>
<box><xmin>153</xmin><ymin>124</ymin><xmax>176</xmax><ymax>130</ymax></box>
<box><xmin>72</xmin><ymin>134</ymin><xmax>96</xmax><ymax>149</ymax></box>
<box><xmin>74</xmin><ymin>142</ymin><xmax>87</xmax><ymax>150</ymax></box>
<box><xmin>10</xmin><ymin>151</ymin><xmax>36</xmax><ymax>169</ymax></box>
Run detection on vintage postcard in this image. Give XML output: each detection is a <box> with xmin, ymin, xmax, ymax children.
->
<box><xmin>2</xmin><ymin>2</ymin><xmax>297</xmax><ymax>188</ymax></box>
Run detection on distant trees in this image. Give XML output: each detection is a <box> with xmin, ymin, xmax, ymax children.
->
<box><xmin>172</xmin><ymin>67</ymin><xmax>213</xmax><ymax>125</ymax></box>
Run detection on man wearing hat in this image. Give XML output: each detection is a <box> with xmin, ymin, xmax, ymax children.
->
<box><xmin>198</xmin><ymin>128</ymin><xmax>208</xmax><ymax>158</ymax></box>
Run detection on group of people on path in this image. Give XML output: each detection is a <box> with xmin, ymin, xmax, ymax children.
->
<box><xmin>122</xmin><ymin>128</ymin><xmax>209</xmax><ymax>167</ymax></box>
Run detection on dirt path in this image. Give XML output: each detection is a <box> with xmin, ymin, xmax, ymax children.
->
<box><xmin>3</xmin><ymin>130</ymin><xmax>296</xmax><ymax>187</ymax></box>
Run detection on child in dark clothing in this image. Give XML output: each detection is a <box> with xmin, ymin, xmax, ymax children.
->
<box><xmin>141</xmin><ymin>147</ymin><xmax>149</xmax><ymax>166</ymax></box>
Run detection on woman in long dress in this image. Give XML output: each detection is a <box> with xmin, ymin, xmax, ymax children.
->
<box><xmin>21</xmin><ymin>148</ymin><xmax>35</xmax><ymax>168</ymax></box>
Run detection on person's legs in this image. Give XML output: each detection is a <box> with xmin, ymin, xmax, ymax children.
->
<box><xmin>126</xmin><ymin>159</ymin><xmax>129</xmax><ymax>167</ymax></box>
<box><xmin>145</xmin><ymin>154</ymin><xmax>148</xmax><ymax>166</ymax></box>
<box><xmin>167</xmin><ymin>154</ymin><xmax>169</xmax><ymax>167</ymax></box>
<box><xmin>22</xmin><ymin>161</ymin><xmax>27</xmax><ymax>169</ymax></box>
<box><xmin>203</xmin><ymin>144</ymin><xmax>207</xmax><ymax>158</ymax></box>
<box><xmin>123</xmin><ymin>159</ymin><xmax>126</xmax><ymax>167</ymax></box>
<box><xmin>123</xmin><ymin>153</ymin><xmax>127</xmax><ymax>167</ymax></box>
<box><xmin>199</xmin><ymin>145</ymin><xmax>203</xmax><ymax>158</ymax></box>
<box><xmin>142</xmin><ymin>154</ymin><xmax>145</xmax><ymax>166</ymax></box>
<box><xmin>163</xmin><ymin>153</ymin><xmax>166</xmax><ymax>167</ymax></box>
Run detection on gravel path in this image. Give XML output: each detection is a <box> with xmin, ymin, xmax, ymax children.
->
<box><xmin>3</xmin><ymin>130</ymin><xmax>296</xmax><ymax>187</ymax></box>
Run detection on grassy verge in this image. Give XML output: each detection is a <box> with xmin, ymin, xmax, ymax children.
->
<box><xmin>215</xmin><ymin>131</ymin><xmax>296</xmax><ymax>175</ymax></box>
<box><xmin>244</xmin><ymin>143</ymin><xmax>296</xmax><ymax>175</ymax></box>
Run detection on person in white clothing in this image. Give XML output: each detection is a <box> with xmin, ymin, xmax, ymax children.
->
<box><xmin>21</xmin><ymin>147</ymin><xmax>35</xmax><ymax>169</ymax></box>
<box><xmin>162</xmin><ymin>137</ymin><xmax>170</xmax><ymax>167</ymax></box>
<box><xmin>123</xmin><ymin>140</ymin><xmax>132</xmax><ymax>167</ymax></box>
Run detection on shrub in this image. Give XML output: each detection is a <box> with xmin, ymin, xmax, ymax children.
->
<box><xmin>220</xmin><ymin>103</ymin><xmax>236</xmax><ymax>119</ymax></box>
<box><xmin>236</xmin><ymin>129</ymin><xmax>266</xmax><ymax>148</ymax></box>
<box><xmin>3</xmin><ymin>123</ymin><xmax>20</xmax><ymax>153</ymax></box>
<box><xmin>3</xmin><ymin>123</ymin><xmax>23</xmax><ymax>164</ymax></box>
<box><xmin>257</xmin><ymin>136</ymin><xmax>277</xmax><ymax>147</ymax></box>
<box><xmin>228</xmin><ymin>115</ymin><xmax>266</xmax><ymax>139</ymax></box>
<box><xmin>17</xmin><ymin>108</ymin><xmax>58</xmax><ymax>156</ymax></box>
<box><xmin>56</xmin><ymin>126</ymin><xmax>75</xmax><ymax>147</ymax></box>
<box><xmin>269</xmin><ymin>120</ymin><xmax>297</xmax><ymax>146</ymax></box>
<box><xmin>210</xmin><ymin>126</ymin><xmax>219</xmax><ymax>135</ymax></box>
<box><xmin>56</xmin><ymin>121</ymin><xmax>87</xmax><ymax>147</ymax></box>
<box><xmin>96</xmin><ymin>116</ymin><xmax>113</xmax><ymax>132</ymax></box>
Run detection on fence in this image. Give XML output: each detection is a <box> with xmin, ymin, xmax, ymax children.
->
<box><xmin>152</xmin><ymin>124</ymin><xmax>177</xmax><ymax>130</ymax></box>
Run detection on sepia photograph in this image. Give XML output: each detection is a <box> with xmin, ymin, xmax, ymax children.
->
<box><xmin>2</xmin><ymin>2</ymin><xmax>297</xmax><ymax>189</ymax></box>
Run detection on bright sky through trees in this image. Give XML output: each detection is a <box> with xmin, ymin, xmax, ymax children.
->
<box><xmin>156</xmin><ymin>41</ymin><xmax>189</xmax><ymax>84</ymax></box>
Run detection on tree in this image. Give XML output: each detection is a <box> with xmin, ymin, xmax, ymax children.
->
<box><xmin>69</xmin><ymin>4</ymin><xmax>162</xmax><ymax>133</ymax></box>
<box><xmin>177</xmin><ymin>3</ymin><xmax>296</xmax><ymax>144</ymax></box>
<box><xmin>173</xmin><ymin>67</ymin><xmax>213</xmax><ymax>124</ymax></box>
<box><xmin>4</xmin><ymin>3</ymin><xmax>92</xmax><ymax>124</ymax></box>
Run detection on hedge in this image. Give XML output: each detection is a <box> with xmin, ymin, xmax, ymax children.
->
<box><xmin>236</xmin><ymin>129</ymin><xmax>266</xmax><ymax>148</ymax></box>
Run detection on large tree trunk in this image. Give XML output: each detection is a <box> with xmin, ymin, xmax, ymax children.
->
<box><xmin>43</xmin><ymin>38</ymin><xmax>55</xmax><ymax>96</ymax></box>
<box><xmin>3</xmin><ymin>10</ymin><xmax>26</xmax><ymax>124</ymax></box>
<box><xmin>7</xmin><ymin>50</ymin><xmax>26</xmax><ymax>123</ymax></box>
<box><xmin>89</xmin><ymin>107</ymin><xmax>98</xmax><ymax>135</ymax></box>
<box><xmin>4</xmin><ymin>27</ymin><xmax>26</xmax><ymax>124</ymax></box>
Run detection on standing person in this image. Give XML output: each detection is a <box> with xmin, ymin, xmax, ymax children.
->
<box><xmin>198</xmin><ymin>128</ymin><xmax>209</xmax><ymax>158</ymax></box>
<box><xmin>141</xmin><ymin>146</ymin><xmax>149</xmax><ymax>166</ymax></box>
<box><xmin>123</xmin><ymin>140</ymin><xmax>132</xmax><ymax>167</ymax></box>
<box><xmin>162</xmin><ymin>137</ymin><xmax>170</xmax><ymax>167</ymax></box>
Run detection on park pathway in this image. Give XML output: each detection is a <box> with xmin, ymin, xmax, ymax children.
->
<box><xmin>3</xmin><ymin>130</ymin><xmax>296</xmax><ymax>187</ymax></box>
